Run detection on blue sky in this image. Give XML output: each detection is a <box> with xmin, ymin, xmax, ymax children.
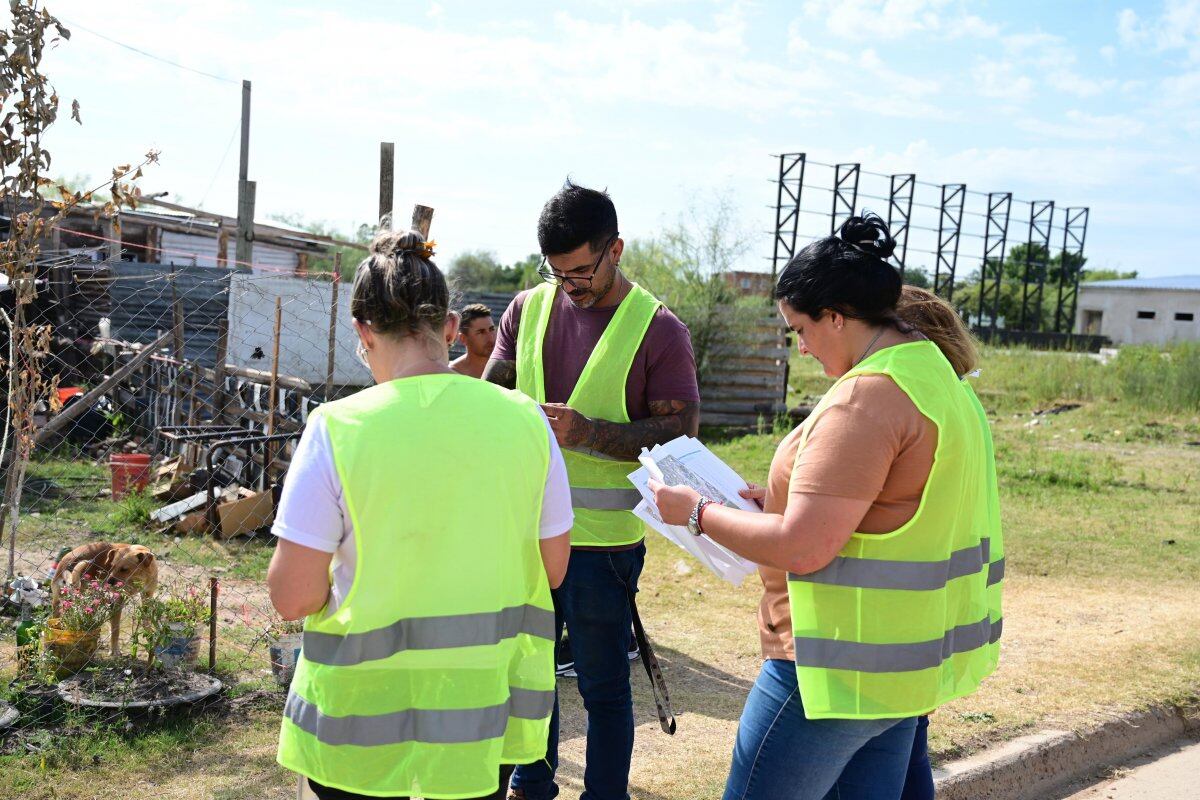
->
<box><xmin>28</xmin><ymin>0</ymin><xmax>1200</xmax><ymax>278</ymax></box>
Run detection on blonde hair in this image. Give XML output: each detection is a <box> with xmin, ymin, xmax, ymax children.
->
<box><xmin>896</xmin><ymin>286</ymin><xmax>978</xmax><ymax>377</ymax></box>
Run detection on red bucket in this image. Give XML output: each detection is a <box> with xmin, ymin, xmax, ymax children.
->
<box><xmin>109</xmin><ymin>453</ymin><xmax>151</xmax><ymax>501</ymax></box>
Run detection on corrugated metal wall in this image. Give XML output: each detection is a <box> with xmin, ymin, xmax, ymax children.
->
<box><xmin>105</xmin><ymin>263</ymin><xmax>232</xmax><ymax>366</ymax></box>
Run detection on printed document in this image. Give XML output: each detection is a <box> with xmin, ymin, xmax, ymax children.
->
<box><xmin>627</xmin><ymin>436</ymin><xmax>760</xmax><ymax>585</ymax></box>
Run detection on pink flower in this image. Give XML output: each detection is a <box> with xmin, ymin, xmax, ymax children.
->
<box><xmin>115</xmin><ymin>581</ymin><xmax>124</xmax><ymax>588</ymax></box>
<box><xmin>61</xmin><ymin>600</ymin><xmax>72</xmax><ymax>609</ymax></box>
<box><xmin>84</xmin><ymin>606</ymin><xmax>94</xmax><ymax>613</ymax></box>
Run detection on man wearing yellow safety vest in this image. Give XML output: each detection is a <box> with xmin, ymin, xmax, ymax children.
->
<box><xmin>485</xmin><ymin>181</ymin><xmax>701</xmax><ymax>800</ymax></box>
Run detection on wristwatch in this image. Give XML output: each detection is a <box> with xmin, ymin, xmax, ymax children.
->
<box><xmin>687</xmin><ymin>497</ymin><xmax>714</xmax><ymax>537</ymax></box>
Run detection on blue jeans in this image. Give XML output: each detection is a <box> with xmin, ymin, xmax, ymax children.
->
<box><xmin>511</xmin><ymin>543</ymin><xmax>645</xmax><ymax>800</ymax></box>
<box><xmin>900</xmin><ymin>716</ymin><xmax>934</xmax><ymax>800</ymax></box>
<box><xmin>723</xmin><ymin>659</ymin><xmax>917</xmax><ymax>800</ymax></box>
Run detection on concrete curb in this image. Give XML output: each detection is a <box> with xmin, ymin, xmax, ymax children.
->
<box><xmin>934</xmin><ymin>703</ymin><xmax>1200</xmax><ymax>800</ymax></box>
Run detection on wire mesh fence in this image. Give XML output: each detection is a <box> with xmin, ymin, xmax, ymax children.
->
<box><xmin>0</xmin><ymin>251</ymin><xmax>381</xmax><ymax>737</ymax></box>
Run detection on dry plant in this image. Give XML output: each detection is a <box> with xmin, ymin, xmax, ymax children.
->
<box><xmin>1</xmin><ymin>0</ymin><xmax>158</xmax><ymax>578</ymax></box>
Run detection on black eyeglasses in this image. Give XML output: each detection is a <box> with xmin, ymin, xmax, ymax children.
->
<box><xmin>537</xmin><ymin>233</ymin><xmax>619</xmax><ymax>288</ymax></box>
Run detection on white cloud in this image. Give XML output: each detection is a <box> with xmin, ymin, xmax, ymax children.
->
<box><xmin>1017</xmin><ymin>110</ymin><xmax>1146</xmax><ymax>141</ymax></box>
<box><xmin>972</xmin><ymin>58</ymin><xmax>1035</xmax><ymax>101</ymax></box>
<box><xmin>1117</xmin><ymin>0</ymin><xmax>1200</xmax><ymax>62</ymax></box>
<box><xmin>796</xmin><ymin>0</ymin><xmax>998</xmax><ymax>41</ymax></box>
<box><xmin>1100</xmin><ymin>44</ymin><xmax>1117</xmax><ymax>63</ymax></box>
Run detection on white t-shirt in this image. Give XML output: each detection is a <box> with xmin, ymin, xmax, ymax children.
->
<box><xmin>272</xmin><ymin>408</ymin><xmax>573</xmax><ymax>611</ymax></box>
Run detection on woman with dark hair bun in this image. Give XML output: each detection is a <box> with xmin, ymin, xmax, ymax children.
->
<box><xmin>267</xmin><ymin>230</ymin><xmax>573</xmax><ymax>800</ymax></box>
<box><xmin>650</xmin><ymin>213</ymin><xmax>1003</xmax><ymax>800</ymax></box>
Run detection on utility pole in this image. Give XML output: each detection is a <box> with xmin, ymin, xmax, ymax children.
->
<box><xmin>235</xmin><ymin>79</ymin><xmax>255</xmax><ymax>270</ymax></box>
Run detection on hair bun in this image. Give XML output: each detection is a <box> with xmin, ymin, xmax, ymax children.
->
<box><xmin>370</xmin><ymin>229</ymin><xmax>436</xmax><ymax>259</ymax></box>
<box><xmin>837</xmin><ymin>212</ymin><xmax>896</xmax><ymax>261</ymax></box>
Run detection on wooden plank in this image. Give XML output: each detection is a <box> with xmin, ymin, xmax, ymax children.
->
<box><xmin>221</xmin><ymin>363</ymin><xmax>312</xmax><ymax>392</ymax></box>
<box><xmin>701</xmin><ymin>388</ymin><xmax>787</xmax><ymax>403</ymax></box>
<box><xmin>700</xmin><ymin>417</ymin><xmax>772</xmax><ymax>429</ymax></box>
<box><xmin>411</xmin><ymin>205</ymin><xmax>434</xmax><ymax>239</ymax></box>
<box><xmin>700</xmin><ymin>373</ymin><xmax>785</xmax><ymax>389</ymax></box>
<box><xmin>379</xmin><ymin>143</ymin><xmax>394</xmax><ymax>229</ymax></box>
<box><xmin>325</xmin><ymin>255</ymin><xmax>339</xmax><ymax>396</ymax></box>
<box><xmin>701</xmin><ymin>400</ymin><xmax>787</xmax><ymax>415</ymax></box>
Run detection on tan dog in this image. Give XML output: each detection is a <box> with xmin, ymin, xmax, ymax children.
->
<box><xmin>51</xmin><ymin>542</ymin><xmax>159</xmax><ymax>656</ymax></box>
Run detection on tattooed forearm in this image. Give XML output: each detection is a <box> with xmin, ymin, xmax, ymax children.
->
<box><xmin>585</xmin><ymin>400</ymin><xmax>701</xmax><ymax>461</ymax></box>
<box><xmin>482</xmin><ymin>358</ymin><xmax>517</xmax><ymax>389</ymax></box>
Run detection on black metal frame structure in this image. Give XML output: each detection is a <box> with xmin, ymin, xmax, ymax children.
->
<box><xmin>1054</xmin><ymin>207</ymin><xmax>1090</xmax><ymax>333</ymax></box>
<box><xmin>934</xmin><ymin>183</ymin><xmax>966</xmax><ymax>301</ymax></box>
<box><xmin>1019</xmin><ymin>201</ymin><xmax>1055</xmax><ymax>331</ymax></box>
<box><xmin>830</xmin><ymin>163</ymin><xmax>860</xmax><ymax>234</ymax></box>
<box><xmin>771</xmin><ymin>153</ymin><xmax>805</xmax><ymax>282</ymax></box>
<box><xmin>976</xmin><ymin>191</ymin><xmax>1012</xmax><ymax>336</ymax></box>
<box><xmin>767</xmin><ymin>155</ymin><xmax>1091</xmax><ymax>337</ymax></box>
<box><xmin>887</xmin><ymin>173</ymin><xmax>915</xmax><ymax>277</ymax></box>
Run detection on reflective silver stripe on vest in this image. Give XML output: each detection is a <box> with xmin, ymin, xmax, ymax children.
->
<box><xmin>987</xmin><ymin>558</ymin><xmax>1005</xmax><ymax>586</ymax></box>
<box><xmin>570</xmin><ymin>486</ymin><xmax>644</xmax><ymax>511</ymax></box>
<box><xmin>303</xmin><ymin>604</ymin><xmax>555</xmax><ymax>667</ymax></box>
<box><xmin>788</xmin><ymin>540</ymin><xmax>991</xmax><ymax>592</ymax></box>
<box><xmin>283</xmin><ymin>686</ymin><xmax>555</xmax><ymax>747</ymax></box>
<box><xmin>562</xmin><ymin>445</ymin><xmax>627</xmax><ymax>462</ymax></box>
<box><xmin>794</xmin><ymin>616</ymin><xmax>1003</xmax><ymax>674</ymax></box>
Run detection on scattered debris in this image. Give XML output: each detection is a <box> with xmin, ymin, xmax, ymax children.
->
<box><xmin>1033</xmin><ymin>403</ymin><xmax>1082</xmax><ymax>417</ymax></box>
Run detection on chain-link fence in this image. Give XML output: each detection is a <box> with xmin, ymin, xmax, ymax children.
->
<box><xmin>0</xmin><ymin>250</ymin><xmax>387</xmax><ymax>738</ymax></box>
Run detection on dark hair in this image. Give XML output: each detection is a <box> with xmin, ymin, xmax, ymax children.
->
<box><xmin>774</xmin><ymin>212</ymin><xmax>901</xmax><ymax>325</ymax></box>
<box><xmin>458</xmin><ymin>303</ymin><xmax>492</xmax><ymax>329</ymax></box>
<box><xmin>351</xmin><ymin>229</ymin><xmax>449</xmax><ymax>336</ymax></box>
<box><xmin>537</xmin><ymin>179</ymin><xmax>618</xmax><ymax>256</ymax></box>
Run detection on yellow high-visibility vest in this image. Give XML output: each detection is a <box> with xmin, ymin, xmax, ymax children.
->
<box><xmin>787</xmin><ymin>341</ymin><xmax>1004</xmax><ymax>719</ymax></box>
<box><xmin>515</xmin><ymin>282</ymin><xmax>661</xmax><ymax>547</ymax></box>
<box><xmin>277</xmin><ymin>374</ymin><xmax>556</xmax><ymax>798</ymax></box>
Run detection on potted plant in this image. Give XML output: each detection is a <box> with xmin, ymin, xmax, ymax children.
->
<box><xmin>267</xmin><ymin>618</ymin><xmax>304</xmax><ymax>686</ymax></box>
<box><xmin>133</xmin><ymin>587</ymin><xmax>209</xmax><ymax>671</ymax></box>
<box><xmin>43</xmin><ymin>579</ymin><xmax>123</xmax><ymax>676</ymax></box>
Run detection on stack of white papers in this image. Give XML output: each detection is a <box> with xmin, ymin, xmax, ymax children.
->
<box><xmin>627</xmin><ymin>436</ymin><xmax>760</xmax><ymax>586</ymax></box>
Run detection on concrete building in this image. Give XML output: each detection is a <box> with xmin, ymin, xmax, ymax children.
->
<box><xmin>1075</xmin><ymin>275</ymin><xmax>1200</xmax><ymax>345</ymax></box>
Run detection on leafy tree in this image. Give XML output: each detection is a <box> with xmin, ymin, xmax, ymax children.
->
<box><xmin>902</xmin><ymin>267</ymin><xmax>932</xmax><ymax>290</ymax></box>
<box><xmin>1082</xmin><ymin>268</ymin><xmax>1138</xmax><ymax>283</ymax></box>
<box><xmin>622</xmin><ymin>193</ymin><xmax>760</xmax><ymax>381</ymax></box>
<box><xmin>448</xmin><ymin>250</ymin><xmax>540</xmax><ymax>292</ymax></box>
<box><xmin>952</xmin><ymin>243</ymin><xmax>1089</xmax><ymax>331</ymax></box>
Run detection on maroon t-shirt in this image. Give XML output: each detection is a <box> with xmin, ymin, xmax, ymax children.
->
<box><xmin>492</xmin><ymin>286</ymin><xmax>700</xmax><ymax>419</ymax></box>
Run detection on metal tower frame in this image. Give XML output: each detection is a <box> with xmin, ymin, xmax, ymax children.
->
<box><xmin>976</xmin><ymin>192</ymin><xmax>1012</xmax><ymax>336</ymax></box>
<box><xmin>1019</xmin><ymin>201</ymin><xmax>1055</xmax><ymax>331</ymax></box>
<box><xmin>1054</xmin><ymin>207</ymin><xmax>1090</xmax><ymax>333</ymax></box>
<box><xmin>771</xmin><ymin>153</ymin><xmax>805</xmax><ymax>282</ymax></box>
<box><xmin>830</xmin><ymin>163</ymin><xmax>860</xmax><ymax>234</ymax></box>
<box><xmin>887</xmin><ymin>173</ymin><xmax>915</xmax><ymax>277</ymax></box>
<box><xmin>934</xmin><ymin>183</ymin><xmax>966</xmax><ymax>301</ymax></box>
